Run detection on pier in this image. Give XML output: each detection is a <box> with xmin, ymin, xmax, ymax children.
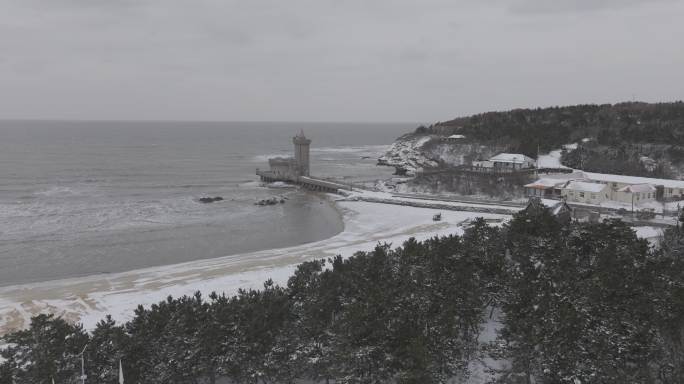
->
<box><xmin>256</xmin><ymin>170</ymin><xmax>351</xmax><ymax>193</ymax></box>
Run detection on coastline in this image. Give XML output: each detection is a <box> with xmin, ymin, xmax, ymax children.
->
<box><xmin>0</xmin><ymin>188</ymin><xmax>346</xmax><ymax>287</ymax></box>
<box><xmin>0</xmin><ymin>196</ymin><xmax>511</xmax><ymax>334</ymax></box>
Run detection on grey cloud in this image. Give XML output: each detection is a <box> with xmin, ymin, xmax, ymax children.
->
<box><xmin>0</xmin><ymin>0</ymin><xmax>682</xmax><ymax>122</ymax></box>
<box><xmin>509</xmin><ymin>0</ymin><xmax>679</xmax><ymax>13</ymax></box>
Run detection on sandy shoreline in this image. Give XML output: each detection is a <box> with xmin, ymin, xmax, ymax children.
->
<box><xmin>0</xmin><ymin>197</ymin><xmax>511</xmax><ymax>334</ymax></box>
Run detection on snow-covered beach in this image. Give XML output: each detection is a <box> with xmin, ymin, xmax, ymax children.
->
<box><xmin>0</xmin><ymin>196</ymin><xmax>513</xmax><ymax>334</ymax></box>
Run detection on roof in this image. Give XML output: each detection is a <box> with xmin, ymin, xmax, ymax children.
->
<box><xmin>584</xmin><ymin>172</ymin><xmax>684</xmax><ymax>189</ymax></box>
<box><xmin>563</xmin><ymin>181</ymin><xmax>608</xmax><ymax>193</ymax></box>
<box><xmin>448</xmin><ymin>134</ymin><xmax>466</xmax><ymax>139</ymax></box>
<box><xmin>618</xmin><ymin>184</ymin><xmax>657</xmax><ymax>193</ymax></box>
<box><xmin>533</xmin><ymin>198</ymin><xmax>572</xmax><ymax>216</ymax></box>
<box><xmin>639</xmin><ymin>156</ymin><xmax>656</xmax><ymax>164</ymax></box>
<box><xmin>524</xmin><ymin>178</ymin><xmax>564</xmax><ymax>189</ymax></box>
<box><xmin>524</xmin><ymin>172</ymin><xmax>589</xmax><ymax>189</ymax></box>
<box><xmin>543</xmin><ymin>171</ymin><xmax>589</xmax><ymax>180</ymax></box>
<box><xmin>489</xmin><ymin>153</ymin><xmax>533</xmax><ymax>164</ymax></box>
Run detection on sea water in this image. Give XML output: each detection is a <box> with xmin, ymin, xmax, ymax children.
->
<box><xmin>0</xmin><ymin>121</ymin><xmax>412</xmax><ymax>286</ymax></box>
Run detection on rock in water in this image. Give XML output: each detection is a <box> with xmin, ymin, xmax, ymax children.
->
<box><xmin>199</xmin><ymin>196</ymin><xmax>223</xmax><ymax>204</ymax></box>
<box><xmin>255</xmin><ymin>196</ymin><xmax>285</xmax><ymax>206</ymax></box>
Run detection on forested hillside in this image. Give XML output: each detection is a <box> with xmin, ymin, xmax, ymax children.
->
<box><xmin>429</xmin><ymin>101</ymin><xmax>684</xmax><ymax>159</ymax></box>
<box><xmin>3</xmin><ymin>207</ymin><xmax>684</xmax><ymax>383</ymax></box>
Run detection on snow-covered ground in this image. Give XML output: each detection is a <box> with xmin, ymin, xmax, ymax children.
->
<box><xmin>0</xmin><ymin>198</ymin><xmax>511</xmax><ymax>334</ymax></box>
<box><xmin>347</xmin><ymin>189</ymin><xmax>524</xmax><ymax>213</ymax></box>
<box><xmin>536</xmin><ymin>149</ymin><xmax>569</xmax><ymax>169</ymax></box>
<box><xmin>634</xmin><ymin>226</ymin><xmax>665</xmax><ymax>246</ymax></box>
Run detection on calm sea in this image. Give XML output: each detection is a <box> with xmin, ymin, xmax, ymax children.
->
<box><xmin>0</xmin><ymin>121</ymin><xmax>412</xmax><ymax>286</ymax></box>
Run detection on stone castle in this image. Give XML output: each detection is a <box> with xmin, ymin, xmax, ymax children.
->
<box><xmin>256</xmin><ymin>131</ymin><xmax>350</xmax><ymax>193</ymax></box>
<box><xmin>261</xmin><ymin>130</ymin><xmax>311</xmax><ymax>181</ymax></box>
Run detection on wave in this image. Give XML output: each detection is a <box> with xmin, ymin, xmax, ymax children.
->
<box><xmin>0</xmin><ymin>195</ymin><xmax>252</xmax><ymax>242</ymax></box>
<box><xmin>253</xmin><ymin>145</ymin><xmax>388</xmax><ymax>163</ymax></box>
<box><xmin>252</xmin><ymin>153</ymin><xmax>290</xmax><ymax>162</ymax></box>
<box><xmin>311</xmin><ymin>145</ymin><xmax>389</xmax><ymax>154</ymax></box>
<box><xmin>34</xmin><ymin>185</ymin><xmax>93</xmax><ymax>197</ymax></box>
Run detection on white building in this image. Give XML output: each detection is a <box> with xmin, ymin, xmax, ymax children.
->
<box><xmin>446</xmin><ymin>134</ymin><xmax>466</xmax><ymax>142</ymax></box>
<box><xmin>561</xmin><ymin>181</ymin><xmax>610</xmax><ymax>204</ymax></box>
<box><xmin>614</xmin><ymin>184</ymin><xmax>657</xmax><ymax>205</ymax></box>
<box><xmin>525</xmin><ymin>170</ymin><xmax>684</xmax><ymax>207</ymax></box>
<box><xmin>583</xmin><ymin>172</ymin><xmax>684</xmax><ymax>201</ymax></box>
<box><xmin>489</xmin><ymin>153</ymin><xmax>536</xmax><ymax>170</ymax></box>
<box><xmin>524</xmin><ymin>178</ymin><xmax>566</xmax><ymax>198</ymax></box>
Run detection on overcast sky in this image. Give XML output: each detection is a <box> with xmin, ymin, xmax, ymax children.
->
<box><xmin>1</xmin><ymin>0</ymin><xmax>683</xmax><ymax>123</ymax></box>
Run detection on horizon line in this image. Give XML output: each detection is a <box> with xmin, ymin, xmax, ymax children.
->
<box><xmin>0</xmin><ymin>117</ymin><xmax>423</xmax><ymax>125</ymax></box>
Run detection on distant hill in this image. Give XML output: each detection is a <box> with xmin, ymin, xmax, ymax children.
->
<box><xmin>426</xmin><ymin>101</ymin><xmax>684</xmax><ymax>158</ymax></box>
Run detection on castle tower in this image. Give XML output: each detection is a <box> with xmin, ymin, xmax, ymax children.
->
<box><xmin>293</xmin><ymin>130</ymin><xmax>311</xmax><ymax>177</ymax></box>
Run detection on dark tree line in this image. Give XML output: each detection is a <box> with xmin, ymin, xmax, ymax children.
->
<box><xmin>3</xmin><ymin>206</ymin><xmax>684</xmax><ymax>383</ymax></box>
<box><xmin>426</xmin><ymin>101</ymin><xmax>684</xmax><ymax>158</ymax></box>
<box><xmin>560</xmin><ymin>142</ymin><xmax>672</xmax><ymax>177</ymax></box>
<box><xmin>494</xmin><ymin>203</ymin><xmax>684</xmax><ymax>383</ymax></box>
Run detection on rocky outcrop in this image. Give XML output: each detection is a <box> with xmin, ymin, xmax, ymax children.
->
<box><xmin>378</xmin><ymin>134</ymin><xmax>506</xmax><ymax>174</ymax></box>
<box><xmin>378</xmin><ymin>134</ymin><xmax>438</xmax><ymax>173</ymax></box>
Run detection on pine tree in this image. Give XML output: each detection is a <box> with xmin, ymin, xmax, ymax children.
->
<box><xmin>1</xmin><ymin>314</ymin><xmax>89</xmax><ymax>384</ymax></box>
<box><xmin>86</xmin><ymin>315</ymin><xmax>129</xmax><ymax>384</ymax></box>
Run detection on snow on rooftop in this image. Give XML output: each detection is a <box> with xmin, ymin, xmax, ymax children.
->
<box><xmin>584</xmin><ymin>172</ymin><xmax>684</xmax><ymax>189</ymax></box>
<box><xmin>618</xmin><ymin>184</ymin><xmax>657</xmax><ymax>193</ymax></box>
<box><xmin>448</xmin><ymin>134</ymin><xmax>466</xmax><ymax>139</ymax></box>
<box><xmin>564</xmin><ymin>181</ymin><xmax>608</xmax><ymax>193</ymax></box>
<box><xmin>525</xmin><ymin>172</ymin><xmax>590</xmax><ymax>188</ymax></box>
<box><xmin>524</xmin><ymin>179</ymin><xmax>564</xmax><ymax>188</ymax></box>
<box><xmin>489</xmin><ymin>153</ymin><xmax>530</xmax><ymax>163</ymax></box>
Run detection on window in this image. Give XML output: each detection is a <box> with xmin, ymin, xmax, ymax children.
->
<box><xmin>613</xmin><ymin>182</ymin><xmax>618</xmax><ymax>188</ymax></box>
<box><xmin>579</xmin><ymin>192</ymin><xmax>585</xmax><ymax>198</ymax></box>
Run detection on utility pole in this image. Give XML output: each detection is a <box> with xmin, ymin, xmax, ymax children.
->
<box><xmin>535</xmin><ymin>143</ymin><xmax>540</xmax><ymax>178</ymax></box>
<box><xmin>78</xmin><ymin>343</ymin><xmax>89</xmax><ymax>384</ymax></box>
